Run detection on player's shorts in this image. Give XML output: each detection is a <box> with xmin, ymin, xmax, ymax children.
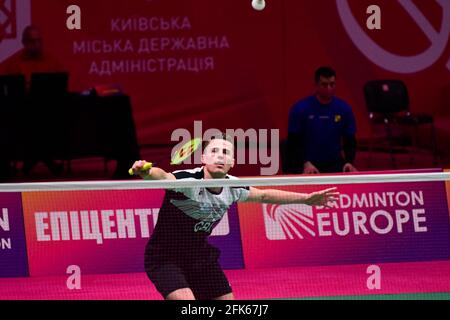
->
<box><xmin>144</xmin><ymin>244</ymin><xmax>232</xmax><ymax>300</ymax></box>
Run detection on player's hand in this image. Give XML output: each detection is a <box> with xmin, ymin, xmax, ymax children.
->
<box><xmin>303</xmin><ymin>161</ymin><xmax>320</xmax><ymax>174</ymax></box>
<box><xmin>304</xmin><ymin>187</ymin><xmax>339</xmax><ymax>208</ymax></box>
<box><xmin>129</xmin><ymin>160</ymin><xmax>152</xmax><ymax>178</ymax></box>
<box><xmin>343</xmin><ymin>163</ymin><xmax>358</xmax><ymax>172</ymax></box>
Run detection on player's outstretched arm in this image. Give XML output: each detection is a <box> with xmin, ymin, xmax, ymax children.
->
<box><xmin>130</xmin><ymin>160</ymin><xmax>176</xmax><ymax>180</ymax></box>
<box><xmin>244</xmin><ymin>187</ymin><xmax>339</xmax><ymax>208</ymax></box>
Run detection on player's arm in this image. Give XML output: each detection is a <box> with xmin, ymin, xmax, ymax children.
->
<box><xmin>244</xmin><ymin>187</ymin><xmax>339</xmax><ymax>207</ymax></box>
<box><xmin>130</xmin><ymin>161</ymin><xmax>176</xmax><ymax>180</ymax></box>
<box><xmin>144</xmin><ymin>167</ymin><xmax>176</xmax><ymax>180</ymax></box>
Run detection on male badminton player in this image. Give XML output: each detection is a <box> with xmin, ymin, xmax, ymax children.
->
<box><xmin>130</xmin><ymin>134</ymin><xmax>338</xmax><ymax>300</ymax></box>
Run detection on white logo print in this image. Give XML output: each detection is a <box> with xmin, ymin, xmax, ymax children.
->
<box><xmin>263</xmin><ymin>204</ymin><xmax>315</xmax><ymax>240</ymax></box>
<box><xmin>337</xmin><ymin>0</ymin><xmax>450</xmax><ymax>73</ymax></box>
<box><xmin>152</xmin><ymin>206</ymin><xmax>230</xmax><ymax>236</ymax></box>
<box><xmin>0</xmin><ymin>0</ymin><xmax>31</xmax><ymax>63</ymax></box>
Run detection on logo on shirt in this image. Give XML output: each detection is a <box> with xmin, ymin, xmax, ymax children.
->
<box><xmin>335</xmin><ymin>115</ymin><xmax>342</xmax><ymax>123</ymax></box>
<box><xmin>152</xmin><ymin>205</ymin><xmax>230</xmax><ymax>236</ymax></box>
<box><xmin>170</xmin><ymin>198</ymin><xmax>231</xmax><ymax>234</ymax></box>
<box><xmin>196</xmin><ymin>211</ymin><xmax>230</xmax><ymax>235</ymax></box>
<box><xmin>0</xmin><ymin>0</ymin><xmax>31</xmax><ymax>63</ymax></box>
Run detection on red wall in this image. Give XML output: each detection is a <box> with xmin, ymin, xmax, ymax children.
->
<box><xmin>2</xmin><ymin>0</ymin><xmax>450</xmax><ymax>146</ymax></box>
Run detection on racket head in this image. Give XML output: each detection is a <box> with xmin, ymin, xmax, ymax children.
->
<box><xmin>170</xmin><ymin>137</ymin><xmax>202</xmax><ymax>165</ymax></box>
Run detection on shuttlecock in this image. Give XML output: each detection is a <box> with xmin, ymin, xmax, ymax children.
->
<box><xmin>252</xmin><ymin>0</ymin><xmax>266</xmax><ymax>11</ymax></box>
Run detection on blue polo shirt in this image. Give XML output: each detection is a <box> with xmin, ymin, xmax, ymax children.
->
<box><xmin>288</xmin><ymin>95</ymin><xmax>356</xmax><ymax>163</ymax></box>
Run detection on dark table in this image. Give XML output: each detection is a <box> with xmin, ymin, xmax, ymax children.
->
<box><xmin>0</xmin><ymin>93</ymin><xmax>140</xmax><ymax>179</ymax></box>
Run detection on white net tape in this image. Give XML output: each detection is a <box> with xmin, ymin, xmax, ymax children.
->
<box><xmin>0</xmin><ymin>172</ymin><xmax>449</xmax><ymax>192</ymax></box>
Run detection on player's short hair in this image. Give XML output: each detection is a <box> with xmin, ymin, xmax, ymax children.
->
<box><xmin>203</xmin><ymin>132</ymin><xmax>235</xmax><ymax>152</ymax></box>
<box><xmin>315</xmin><ymin>66</ymin><xmax>336</xmax><ymax>83</ymax></box>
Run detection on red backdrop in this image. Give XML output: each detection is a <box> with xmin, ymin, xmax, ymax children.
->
<box><xmin>1</xmin><ymin>0</ymin><xmax>449</xmax><ymax>163</ymax></box>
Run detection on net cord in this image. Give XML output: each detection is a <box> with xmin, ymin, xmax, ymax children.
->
<box><xmin>0</xmin><ymin>172</ymin><xmax>449</xmax><ymax>192</ymax></box>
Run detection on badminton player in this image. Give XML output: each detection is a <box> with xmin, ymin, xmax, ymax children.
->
<box><xmin>130</xmin><ymin>133</ymin><xmax>339</xmax><ymax>300</ymax></box>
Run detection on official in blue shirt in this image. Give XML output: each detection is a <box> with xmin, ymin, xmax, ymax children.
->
<box><xmin>287</xmin><ymin>67</ymin><xmax>358</xmax><ymax>174</ymax></box>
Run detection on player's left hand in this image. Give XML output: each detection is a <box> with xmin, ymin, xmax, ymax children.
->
<box><xmin>304</xmin><ymin>187</ymin><xmax>339</xmax><ymax>208</ymax></box>
<box><xmin>343</xmin><ymin>163</ymin><xmax>358</xmax><ymax>172</ymax></box>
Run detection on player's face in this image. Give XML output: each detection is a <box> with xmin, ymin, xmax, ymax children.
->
<box><xmin>202</xmin><ymin>139</ymin><xmax>235</xmax><ymax>176</ymax></box>
<box><xmin>316</xmin><ymin>76</ymin><xmax>336</xmax><ymax>102</ymax></box>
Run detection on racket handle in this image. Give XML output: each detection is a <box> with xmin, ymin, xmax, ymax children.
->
<box><xmin>128</xmin><ymin>162</ymin><xmax>152</xmax><ymax>176</ymax></box>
